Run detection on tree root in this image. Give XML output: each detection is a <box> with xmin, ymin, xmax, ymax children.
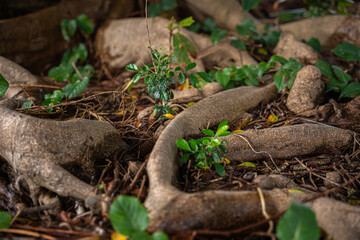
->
<box><xmin>0</xmin><ymin>99</ymin><xmax>125</xmax><ymax>204</ymax></box>
<box><xmin>144</xmin><ymin>83</ymin><xmax>360</xmax><ymax>240</ymax></box>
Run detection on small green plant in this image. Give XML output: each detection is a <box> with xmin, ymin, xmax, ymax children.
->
<box><xmin>276</xmin><ymin>201</ymin><xmax>320</xmax><ymax>240</ymax></box>
<box><xmin>235</xmin><ymin>18</ymin><xmax>280</xmax><ymax>50</ymax></box>
<box><xmin>109</xmin><ymin>195</ymin><xmax>168</xmax><ymax>240</ymax></box>
<box><xmin>126</xmin><ymin>18</ymin><xmax>212</xmax><ymax>117</ymax></box>
<box><xmin>214</xmin><ymin>55</ymin><xmax>303</xmax><ymax>92</ymax></box>
<box><xmin>316</xmin><ymin>42</ymin><xmax>360</xmax><ymax>98</ymax></box>
<box><xmin>0</xmin><ymin>211</ymin><xmax>12</xmax><ymax>229</ymax></box>
<box><xmin>176</xmin><ymin>121</ymin><xmax>231</xmax><ymax>176</ymax></box>
<box><xmin>22</xmin><ymin>14</ymin><xmax>94</xmax><ymax>111</ymax></box>
<box><xmin>0</xmin><ymin>73</ymin><xmax>9</xmax><ymax>97</ymax></box>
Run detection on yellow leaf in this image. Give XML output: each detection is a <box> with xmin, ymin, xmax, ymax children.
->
<box><xmin>164</xmin><ymin>113</ymin><xmax>174</xmax><ymax>119</ymax></box>
<box><xmin>288</xmin><ymin>189</ymin><xmax>305</xmax><ymax>193</ymax></box>
<box><xmin>187</xmin><ymin>102</ymin><xmax>195</xmax><ymax>106</ymax></box>
<box><xmin>232</xmin><ymin>129</ymin><xmax>244</xmax><ymax>134</ymax></box>
<box><xmin>224</xmin><ymin>158</ymin><xmax>231</xmax><ymax>164</ymax></box>
<box><xmin>267</xmin><ymin>114</ymin><xmax>279</xmax><ymax>123</ymax></box>
<box><xmin>118</xmin><ymin>110</ymin><xmax>124</xmax><ymax>115</ymax></box>
<box><xmin>131</xmin><ymin>95</ymin><xmax>137</xmax><ymax>99</ymax></box>
<box><xmin>239</xmin><ymin>162</ymin><xmax>256</xmax><ymax>167</ymax></box>
<box><xmin>202</xmin><ymin>166</ymin><xmax>210</xmax><ymax>170</ymax></box>
<box><xmin>111</xmin><ymin>232</ymin><xmax>127</xmax><ymax>240</ymax></box>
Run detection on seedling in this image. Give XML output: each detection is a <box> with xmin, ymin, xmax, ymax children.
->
<box><xmin>0</xmin><ymin>73</ymin><xmax>9</xmax><ymax>97</ymax></box>
<box><xmin>22</xmin><ymin>14</ymin><xmax>95</xmax><ymax>111</ymax></box>
<box><xmin>176</xmin><ymin>121</ymin><xmax>231</xmax><ymax>176</ymax></box>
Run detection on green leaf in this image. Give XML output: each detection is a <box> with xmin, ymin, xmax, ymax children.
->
<box><xmin>178</xmin><ymin>17</ymin><xmax>194</xmax><ymax>28</ymax></box>
<box><xmin>210</xmin><ymin>28</ymin><xmax>227</xmax><ymax>45</ymax></box>
<box><xmin>202</xmin><ymin>129</ymin><xmax>215</xmax><ymax>137</ymax></box>
<box><xmin>196</xmin><ymin>72</ymin><xmax>213</xmax><ymax>83</ymax></box>
<box><xmin>48</xmin><ymin>65</ymin><xmax>71</xmax><ymax>82</ymax></box>
<box><xmin>269</xmin><ymin>55</ymin><xmax>288</xmax><ymax>66</ymax></box>
<box><xmin>256</xmin><ymin>62</ymin><xmax>270</xmax><ymax>78</ymax></box>
<box><xmin>132</xmin><ymin>72</ymin><xmax>142</xmax><ymax>83</ymax></box>
<box><xmin>274</xmin><ymin>70</ymin><xmax>287</xmax><ymax>92</ymax></box>
<box><xmin>44</xmin><ymin>90</ymin><xmax>63</xmax><ymax>102</ymax></box>
<box><xmin>202</xmin><ymin>137</ymin><xmax>210</xmax><ymax>145</ymax></box>
<box><xmin>173</xmin><ymin>35</ymin><xmax>192</xmax><ymax>65</ymax></box>
<box><xmin>188</xmin><ymin>139</ymin><xmax>199</xmax><ymax>151</ymax></box>
<box><xmin>21</xmin><ymin>101</ymin><xmax>33</xmax><ymax>108</ymax></box>
<box><xmin>0</xmin><ymin>212</ymin><xmax>11</xmax><ymax>229</ymax></box>
<box><xmin>133</xmin><ymin>231</ymin><xmax>151</xmax><ymax>240</ymax></box>
<box><xmin>315</xmin><ymin>61</ymin><xmax>335</xmax><ymax>79</ymax></box>
<box><xmin>303</xmin><ymin>37</ymin><xmax>321</xmax><ymax>53</ymax></box>
<box><xmin>152</xmin><ymin>231</ymin><xmax>169</xmax><ymax>240</ymax></box>
<box><xmin>161</xmin><ymin>0</ymin><xmax>177</xmax><ymax>11</ymax></box>
<box><xmin>126</xmin><ymin>63</ymin><xmax>139</xmax><ymax>71</ymax></box>
<box><xmin>190</xmin><ymin>73</ymin><xmax>198</xmax><ymax>87</ymax></box>
<box><xmin>0</xmin><ymin>73</ymin><xmax>9</xmax><ymax>97</ymax></box>
<box><xmin>178</xmin><ymin>72</ymin><xmax>185</xmax><ymax>84</ymax></box>
<box><xmin>231</xmin><ymin>39</ymin><xmax>246</xmax><ymax>50</ymax></box>
<box><xmin>213</xmin><ymin>153</ymin><xmax>221</xmax><ymax>163</ymax></box>
<box><xmin>242</xmin><ymin>0</ymin><xmax>262</xmax><ymax>11</ymax></box>
<box><xmin>239</xmin><ymin>162</ymin><xmax>256</xmax><ymax>167</ymax></box>
<box><xmin>176</xmin><ymin>139</ymin><xmax>192</xmax><ymax>152</ymax></box>
<box><xmin>340</xmin><ymin>82</ymin><xmax>360</xmax><ymax>98</ymax></box>
<box><xmin>202</xmin><ymin>17</ymin><xmax>217</xmax><ymax>33</ymax></box>
<box><xmin>76</xmin><ymin>14</ymin><xmax>94</xmax><ymax>35</ymax></box>
<box><xmin>262</xmin><ymin>30</ymin><xmax>280</xmax><ymax>47</ymax></box>
<box><xmin>214</xmin><ymin>163</ymin><xmax>225</xmax><ymax>176</ymax></box>
<box><xmin>216</xmin><ymin>131</ymin><xmax>230</xmax><ymax>137</ymax></box>
<box><xmin>218</xmin><ymin>121</ymin><xmax>228</xmax><ymax>129</ymax></box>
<box><xmin>276</xmin><ymin>201</ymin><xmax>320</xmax><ymax>240</ymax></box>
<box><xmin>62</xmin><ymin>76</ymin><xmax>89</xmax><ymax>99</ymax></box>
<box><xmin>332</xmin><ymin>65</ymin><xmax>351</xmax><ymax>86</ymax></box>
<box><xmin>185</xmin><ymin>62</ymin><xmax>196</xmax><ymax>72</ymax></box>
<box><xmin>215</xmin><ymin>69</ymin><xmax>231</xmax><ymax>88</ymax></box>
<box><xmin>242</xmin><ymin>65</ymin><xmax>259</xmax><ymax>86</ymax></box>
<box><xmin>331</xmin><ymin>42</ymin><xmax>360</xmax><ymax>62</ymax></box>
<box><xmin>216</xmin><ymin>124</ymin><xmax>229</xmax><ymax>136</ymax></box>
<box><xmin>109</xmin><ymin>196</ymin><xmax>149</xmax><ymax>237</ymax></box>
<box><xmin>61</xmin><ymin>19</ymin><xmax>77</xmax><ymax>42</ymax></box>
<box><xmin>75</xmin><ymin>43</ymin><xmax>88</xmax><ymax>62</ymax></box>
<box><xmin>174</xmin><ymin>33</ymin><xmax>197</xmax><ymax>58</ymax></box>
<box><xmin>236</xmin><ymin>18</ymin><xmax>257</xmax><ymax>36</ymax></box>
<box><xmin>219</xmin><ymin>144</ymin><xmax>227</xmax><ymax>153</ymax></box>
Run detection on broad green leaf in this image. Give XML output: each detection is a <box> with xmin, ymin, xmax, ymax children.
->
<box><xmin>315</xmin><ymin>61</ymin><xmax>335</xmax><ymax>79</ymax></box>
<box><xmin>236</xmin><ymin>18</ymin><xmax>257</xmax><ymax>36</ymax></box>
<box><xmin>340</xmin><ymin>82</ymin><xmax>360</xmax><ymax>98</ymax></box>
<box><xmin>202</xmin><ymin>17</ymin><xmax>217</xmax><ymax>33</ymax></box>
<box><xmin>242</xmin><ymin>65</ymin><xmax>259</xmax><ymax>86</ymax></box>
<box><xmin>148</xmin><ymin>3</ymin><xmax>162</xmax><ymax>17</ymax></box>
<box><xmin>178</xmin><ymin>17</ymin><xmax>194</xmax><ymax>28</ymax></box>
<box><xmin>214</xmin><ymin>163</ymin><xmax>225</xmax><ymax>176</ymax></box>
<box><xmin>176</xmin><ymin>139</ymin><xmax>192</xmax><ymax>152</ymax></box>
<box><xmin>262</xmin><ymin>30</ymin><xmax>280</xmax><ymax>47</ymax></box>
<box><xmin>185</xmin><ymin>62</ymin><xmax>196</xmax><ymax>72</ymax></box>
<box><xmin>173</xmin><ymin>35</ymin><xmax>191</xmax><ymax>65</ymax></box>
<box><xmin>213</xmin><ymin>153</ymin><xmax>221</xmax><ymax>163</ymax></box>
<box><xmin>126</xmin><ymin>63</ymin><xmax>139</xmax><ymax>71</ymax></box>
<box><xmin>277</xmin><ymin>9</ymin><xmax>306</xmax><ymax>23</ymax></box>
<box><xmin>190</xmin><ymin>73</ymin><xmax>198</xmax><ymax>87</ymax></box>
<box><xmin>337</xmin><ymin>0</ymin><xmax>354</xmax><ymax>14</ymax></box>
<box><xmin>269</xmin><ymin>55</ymin><xmax>288</xmax><ymax>66</ymax></box>
<box><xmin>218</xmin><ymin>121</ymin><xmax>228</xmax><ymax>129</ymax></box>
<box><xmin>256</xmin><ymin>62</ymin><xmax>270</xmax><ymax>78</ymax></box>
<box><xmin>210</xmin><ymin>28</ymin><xmax>227</xmax><ymax>45</ymax></box>
<box><xmin>216</xmin><ymin>124</ymin><xmax>229</xmax><ymax>136</ymax></box>
<box><xmin>178</xmin><ymin>72</ymin><xmax>185</xmax><ymax>84</ymax></box>
<box><xmin>76</xmin><ymin>14</ymin><xmax>94</xmax><ymax>35</ymax></box>
<box><xmin>276</xmin><ymin>201</ymin><xmax>320</xmax><ymax>240</ymax></box>
<box><xmin>212</xmin><ymin>139</ymin><xmax>221</xmax><ymax>146</ymax></box>
<box><xmin>132</xmin><ymin>72</ymin><xmax>142</xmax><ymax>83</ymax></box>
<box><xmin>219</xmin><ymin>144</ymin><xmax>227</xmax><ymax>153</ymax></box>
<box><xmin>332</xmin><ymin>65</ymin><xmax>351</xmax><ymax>86</ymax></box>
<box><xmin>188</xmin><ymin>139</ymin><xmax>199</xmax><ymax>151</ymax></box>
<box><xmin>48</xmin><ymin>65</ymin><xmax>71</xmax><ymax>82</ymax></box>
<box><xmin>109</xmin><ymin>196</ymin><xmax>149</xmax><ymax>237</ymax></box>
<box><xmin>242</xmin><ymin>0</ymin><xmax>262</xmax><ymax>11</ymax></box>
<box><xmin>239</xmin><ymin>162</ymin><xmax>256</xmax><ymax>167</ymax></box>
<box><xmin>216</xmin><ymin>131</ymin><xmax>230</xmax><ymax>137</ymax></box>
<box><xmin>21</xmin><ymin>101</ymin><xmax>33</xmax><ymax>108</ymax></box>
<box><xmin>202</xmin><ymin>129</ymin><xmax>215</xmax><ymax>137</ymax></box>
<box><xmin>61</xmin><ymin>19</ymin><xmax>77</xmax><ymax>42</ymax></box>
<box><xmin>174</xmin><ymin>33</ymin><xmax>197</xmax><ymax>58</ymax></box>
<box><xmin>215</xmin><ymin>70</ymin><xmax>231</xmax><ymax>88</ymax></box>
<box><xmin>71</xmin><ymin>64</ymin><xmax>94</xmax><ymax>83</ymax></box>
<box><xmin>303</xmin><ymin>37</ymin><xmax>321</xmax><ymax>53</ymax></box>
<box><xmin>132</xmin><ymin>231</ymin><xmax>151</xmax><ymax>240</ymax></box>
<box><xmin>0</xmin><ymin>73</ymin><xmax>9</xmax><ymax>96</ymax></box>
<box><xmin>331</xmin><ymin>42</ymin><xmax>360</xmax><ymax>62</ymax></box>
<box><xmin>196</xmin><ymin>72</ymin><xmax>213</xmax><ymax>83</ymax></box>
<box><xmin>75</xmin><ymin>43</ymin><xmax>88</xmax><ymax>62</ymax></box>
<box><xmin>274</xmin><ymin>70</ymin><xmax>287</xmax><ymax>92</ymax></box>
<box><xmin>62</xmin><ymin>76</ymin><xmax>89</xmax><ymax>99</ymax></box>
<box><xmin>174</xmin><ymin>67</ymin><xmax>182</xmax><ymax>71</ymax></box>
<box><xmin>202</xmin><ymin>137</ymin><xmax>210</xmax><ymax>145</ymax></box>
<box><xmin>231</xmin><ymin>39</ymin><xmax>246</xmax><ymax>50</ymax></box>
<box><xmin>152</xmin><ymin>231</ymin><xmax>169</xmax><ymax>240</ymax></box>
<box><xmin>44</xmin><ymin>90</ymin><xmax>63</xmax><ymax>102</ymax></box>
<box><xmin>0</xmin><ymin>212</ymin><xmax>11</xmax><ymax>229</ymax></box>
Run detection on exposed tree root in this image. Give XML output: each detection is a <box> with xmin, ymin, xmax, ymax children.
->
<box><xmin>0</xmin><ymin>99</ymin><xmax>125</xmax><ymax>203</ymax></box>
<box><xmin>145</xmin><ymin>83</ymin><xmax>360</xmax><ymax>240</ymax></box>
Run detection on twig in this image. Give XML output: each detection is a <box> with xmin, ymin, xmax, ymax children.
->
<box><xmin>257</xmin><ymin>188</ymin><xmax>274</xmax><ymax>239</ymax></box>
<box><xmin>145</xmin><ymin>0</ymin><xmax>157</xmax><ymax>75</ymax></box>
<box><xmin>0</xmin><ymin>229</ymin><xmax>57</xmax><ymax>240</ymax></box>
